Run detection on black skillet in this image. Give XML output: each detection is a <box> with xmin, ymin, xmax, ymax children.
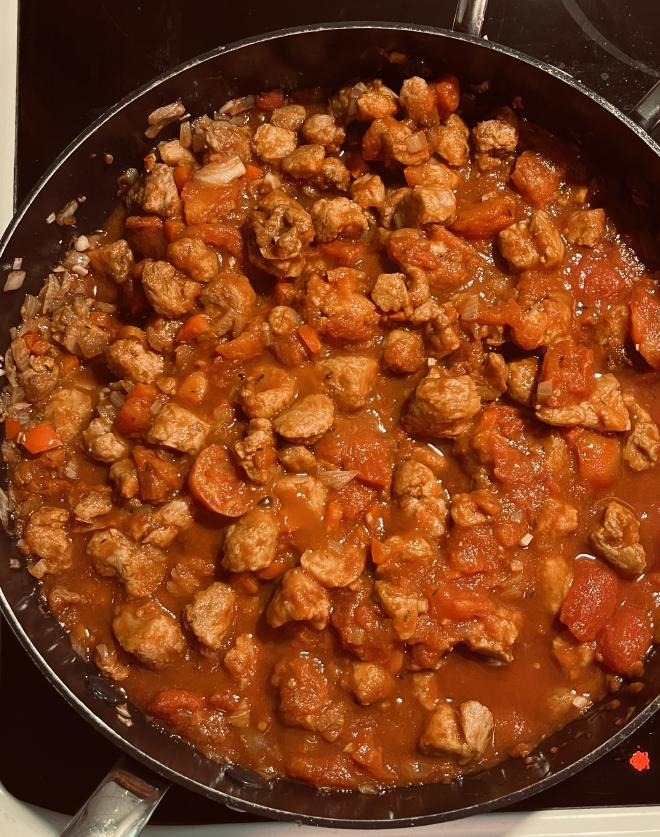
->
<box><xmin>1</xmin><ymin>2</ymin><xmax>660</xmax><ymax>832</ymax></box>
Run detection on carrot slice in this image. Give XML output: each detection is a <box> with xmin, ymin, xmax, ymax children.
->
<box><xmin>114</xmin><ymin>384</ymin><xmax>158</xmax><ymax>436</ymax></box>
<box><xmin>297</xmin><ymin>324</ymin><xmax>322</xmax><ymax>356</ymax></box>
<box><xmin>188</xmin><ymin>444</ymin><xmax>256</xmax><ymax>517</ymax></box>
<box><xmin>21</xmin><ymin>423</ymin><xmax>63</xmax><ymax>454</ymax></box>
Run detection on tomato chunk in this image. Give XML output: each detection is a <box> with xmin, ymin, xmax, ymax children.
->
<box><xmin>567</xmin><ymin>429</ymin><xmax>621</xmax><ymax>489</ymax></box>
<box><xmin>539</xmin><ymin>339</ymin><xmax>596</xmax><ymax>408</ymax></box>
<box><xmin>630</xmin><ymin>285</ymin><xmax>660</xmax><ymax>369</ymax></box>
<box><xmin>560</xmin><ymin>559</ymin><xmax>618</xmax><ymax>642</ymax></box>
<box><xmin>598</xmin><ymin>605</ymin><xmax>653</xmax><ymax>675</ymax></box>
<box><xmin>316</xmin><ymin>428</ymin><xmax>392</xmax><ymax>488</ymax></box>
<box><xmin>450</xmin><ymin>194</ymin><xmax>518</xmax><ymax>239</ymax></box>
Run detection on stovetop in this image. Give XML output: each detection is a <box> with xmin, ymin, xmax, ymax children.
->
<box><xmin>2</xmin><ymin>0</ymin><xmax>659</xmax><ymax>827</ymax></box>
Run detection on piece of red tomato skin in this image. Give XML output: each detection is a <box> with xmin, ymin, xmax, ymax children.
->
<box><xmin>559</xmin><ymin>559</ymin><xmax>619</xmax><ymax>643</ymax></box>
<box><xmin>597</xmin><ymin>605</ymin><xmax>653</xmax><ymax>675</ymax></box>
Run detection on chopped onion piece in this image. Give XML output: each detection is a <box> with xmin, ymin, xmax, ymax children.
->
<box><xmin>536</xmin><ymin>379</ymin><xmax>553</xmax><ymax>402</ymax></box>
<box><xmin>519</xmin><ymin>532</ymin><xmax>533</xmax><ymax>547</ymax></box>
<box><xmin>193</xmin><ymin>156</ymin><xmax>246</xmax><ymax>186</ymax></box>
<box><xmin>4</xmin><ymin>271</ymin><xmax>25</xmax><ymax>292</ymax></box>
<box><xmin>0</xmin><ymin>487</ymin><xmax>9</xmax><ymax>532</ymax></box>
<box><xmin>405</xmin><ymin>132</ymin><xmax>427</xmax><ymax>153</ymax></box>
<box><xmin>460</xmin><ymin>294</ymin><xmax>479</xmax><ymax>321</ymax></box>
<box><xmin>318</xmin><ymin>469</ymin><xmax>358</xmax><ymax>490</ymax></box>
<box><xmin>146</xmin><ymin>101</ymin><xmax>185</xmax><ymax>127</ymax></box>
<box><xmin>218</xmin><ymin>95</ymin><xmax>255</xmax><ymax>116</ymax></box>
<box><xmin>263</xmin><ymin>171</ymin><xmax>281</xmax><ymax>191</ymax></box>
<box><xmin>75</xmin><ymin>235</ymin><xmax>90</xmax><ymax>252</ymax></box>
<box><xmin>46</xmin><ymin>212</ymin><xmax>56</xmax><ymax>224</ymax></box>
<box><xmin>55</xmin><ymin>199</ymin><xmax>79</xmax><ymax>226</ymax></box>
<box><xmin>179</xmin><ymin>120</ymin><xmax>192</xmax><ymax>149</ymax></box>
<box><xmin>12</xmin><ymin>257</ymin><xmax>23</xmax><ymax>270</ymax></box>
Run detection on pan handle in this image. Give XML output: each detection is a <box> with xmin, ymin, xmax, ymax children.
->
<box><xmin>60</xmin><ymin>756</ymin><xmax>169</xmax><ymax>837</ymax></box>
<box><xmin>452</xmin><ymin>0</ymin><xmax>489</xmax><ymax>37</ymax></box>
<box><xmin>630</xmin><ymin>80</ymin><xmax>660</xmax><ymax>142</ymax></box>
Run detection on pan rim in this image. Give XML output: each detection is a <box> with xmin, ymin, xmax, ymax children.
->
<box><xmin>1</xmin><ymin>20</ymin><xmax>659</xmax><ymax>828</ymax></box>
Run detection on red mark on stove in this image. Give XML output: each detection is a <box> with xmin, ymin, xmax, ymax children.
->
<box><xmin>629</xmin><ymin>750</ymin><xmax>650</xmax><ymax>772</ymax></box>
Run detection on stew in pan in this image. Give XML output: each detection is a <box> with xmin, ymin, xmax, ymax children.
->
<box><xmin>3</xmin><ymin>71</ymin><xmax>659</xmax><ymax>791</ymax></box>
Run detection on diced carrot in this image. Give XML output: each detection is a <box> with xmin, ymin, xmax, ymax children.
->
<box><xmin>256</xmin><ymin>89</ymin><xmax>285</xmax><ymax>110</ymax></box>
<box><xmin>114</xmin><ymin>384</ymin><xmax>158</xmax><ymax>436</ymax></box>
<box><xmin>215</xmin><ymin>326</ymin><xmax>263</xmax><ymax>361</ymax></box>
<box><xmin>256</xmin><ymin>558</ymin><xmax>288</xmax><ymax>580</ymax></box>
<box><xmin>163</xmin><ymin>218</ymin><xmax>186</xmax><ymax>242</ymax></box>
<box><xmin>181</xmin><ymin>179</ymin><xmax>239</xmax><ymax>225</ymax></box>
<box><xmin>4</xmin><ymin>416</ymin><xmax>21</xmax><ymax>441</ymax></box>
<box><xmin>173</xmin><ymin>164</ymin><xmax>194</xmax><ymax>191</ymax></box>
<box><xmin>176</xmin><ymin>314</ymin><xmax>210</xmax><ymax>343</ymax></box>
<box><xmin>125</xmin><ymin>215</ymin><xmax>163</xmax><ymax>229</ymax></box>
<box><xmin>176</xmin><ymin>370</ymin><xmax>208</xmax><ymax>406</ymax></box>
<box><xmin>297</xmin><ymin>324</ymin><xmax>322</xmax><ymax>356</ymax></box>
<box><xmin>567</xmin><ymin>429</ymin><xmax>621</xmax><ymax>489</ymax></box>
<box><xmin>432</xmin><ymin>74</ymin><xmax>460</xmax><ymax>116</ymax></box>
<box><xmin>560</xmin><ymin>558</ymin><xmax>618</xmax><ymax>642</ymax></box>
<box><xmin>20</xmin><ymin>423</ymin><xmax>63</xmax><ymax>454</ymax></box>
<box><xmin>22</xmin><ymin>332</ymin><xmax>50</xmax><ymax>355</ymax></box>
<box><xmin>244</xmin><ymin>164</ymin><xmax>263</xmax><ymax>182</ymax></box>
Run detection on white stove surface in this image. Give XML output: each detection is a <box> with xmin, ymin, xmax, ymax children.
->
<box><xmin>1</xmin><ymin>2</ymin><xmax>659</xmax><ymax>834</ymax></box>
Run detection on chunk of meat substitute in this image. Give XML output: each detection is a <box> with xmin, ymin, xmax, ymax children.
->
<box><xmin>403</xmin><ymin>369</ymin><xmax>481</xmax><ymax>438</ymax></box>
<box><xmin>184</xmin><ymin>582</ymin><xmax>236</xmax><ymax>650</ymax></box>
<box><xmin>273</xmin><ymin>394</ymin><xmax>335</xmax><ymax>444</ymax></box>
<box><xmin>266</xmin><ymin>567</ymin><xmax>331</xmax><ymax>630</ymax></box>
<box><xmin>113</xmin><ymin>600</ymin><xmax>186</xmax><ymax>669</ymax></box>
<box><xmin>590</xmin><ymin>500</ymin><xmax>646</xmax><ymax>576</ymax></box>
<box><xmin>146</xmin><ymin>403</ymin><xmax>209</xmax><ymax>454</ymax></box>
<box><xmin>222</xmin><ymin>508</ymin><xmax>279</xmax><ymax>572</ymax></box>
<box><xmin>315</xmin><ymin>356</ymin><xmax>377</xmax><ymax>411</ymax></box>
<box><xmin>87</xmin><ymin>528</ymin><xmax>167</xmax><ymax>596</ymax></box>
<box><xmin>19</xmin><ymin>507</ymin><xmax>72</xmax><ymax>577</ymax></box>
<box><xmin>419</xmin><ymin>701</ymin><xmax>494</xmax><ymax>762</ymax></box>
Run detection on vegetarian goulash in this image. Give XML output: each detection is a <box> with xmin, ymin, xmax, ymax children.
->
<box><xmin>3</xmin><ymin>74</ymin><xmax>660</xmax><ymax>791</ymax></box>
